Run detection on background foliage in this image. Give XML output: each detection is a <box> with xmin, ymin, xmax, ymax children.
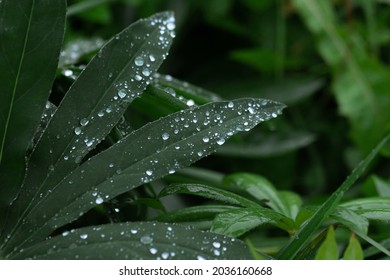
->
<box><xmin>1</xmin><ymin>0</ymin><xmax>390</xmax><ymax>260</ymax></box>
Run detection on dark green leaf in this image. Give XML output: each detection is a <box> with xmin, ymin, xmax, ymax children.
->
<box><xmin>0</xmin><ymin>0</ymin><xmax>66</xmax><ymax>225</ymax></box>
<box><xmin>3</xmin><ymin>11</ymin><xmax>175</xmax><ymax>244</ymax></box>
<box><xmin>59</xmin><ymin>38</ymin><xmax>105</xmax><ymax>67</ymax></box>
<box><xmin>223</xmin><ymin>173</ymin><xmax>290</xmax><ymax>217</ymax></box>
<box><xmin>11</xmin><ymin>222</ymin><xmax>252</xmax><ymax>260</ymax></box>
<box><xmin>217</xmin><ymin>131</ymin><xmax>315</xmax><ymax>158</ymax></box>
<box><xmin>341</xmin><ymin>197</ymin><xmax>390</xmax><ymax>221</ymax></box>
<box><xmin>155</xmin><ymin>205</ymin><xmax>238</xmax><ymax>223</ymax></box>
<box><xmin>315</xmin><ymin>226</ymin><xmax>339</xmax><ymax>260</ymax></box>
<box><xmin>276</xmin><ymin>132</ymin><xmax>390</xmax><ymax>259</ymax></box>
<box><xmin>343</xmin><ymin>234</ymin><xmax>364</xmax><ymax>260</ymax></box>
<box><xmin>279</xmin><ymin>191</ymin><xmax>302</xmax><ymax>221</ymax></box>
<box><xmin>159</xmin><ymin>183</ymin><xmax>260</xmax><ymax>208</ymax></box>
<box><xmin>4</xmin><ymin>98</ymin><xmax>284</xmax><ymax>253</ymax></box>
<box><xmin>211</xmin><ymin>207</ymin><xmax>294</xmax><ymax>237</ymax></box>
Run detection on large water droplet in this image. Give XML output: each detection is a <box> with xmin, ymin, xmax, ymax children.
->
<box><xmin>149</xmin><ymin>55</ymin><xmax>156</xmax><ymax>62</ymax></box>
<box><xmin>80</xmin><ymin>118</ymin><xmax>89</xmax><ymax>126</ymax></box>
<box><xmin>80</xmin><ymin>233</ymin><xmax>88</xmax><ymax>240</ymax></box>
<box><xmin>146</xmin><ymin>170</ymin><xmax>153</xmax><ymax>176</ymax></box>
<box><xmin>74</xmin><ymin>127</ymin><xmax>81</xmax><ymax>135</ymax></box>
<box><xmin>202</xmin><ymin>136</ymin><xmax>209</xmax><ymax>143</ymax></box>
<box><xmin>135</xmin><ymin>56</ymin><xmax>144</xmax><ymax>66</ymax></box>
<box><xmin>140</xmin><ymin>235</ymin><xmax>153</xmax><ymax>244</ymax></box>
<box><xmin>217</xmin><ymin>138</ymin><xmax>225</xmax><ymax>145</ymax></box>
<box><xmin>162</xmin><ymin>132</ymin><xmax>170</xmax><ymax>140</ymax></box>
<box><xmin>213</xmin><ymin>241</ymin><xmax>221</xmax><ymax>248</ymax></box>
<box><xmin>95</xmin><ymin>197</ymin><xmax>103</xmax><ymax>204</ymax></box>
<box><xmin>149</xmin><ymin>248</ymin><xmax>158</xmax><ymax>255</ymax></box>
<box><xmin>118</xmin><ymin>89</ymin><xmax>127</xmax><ymax>99</ymax></box>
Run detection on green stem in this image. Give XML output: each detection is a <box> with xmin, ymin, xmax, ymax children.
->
<box><xmin>67</xmin><ymin>0</ymin><xmax>116</xmax><ymax>17</ymax></box>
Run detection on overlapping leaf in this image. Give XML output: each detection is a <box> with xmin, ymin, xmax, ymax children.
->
<box><xmin>3</xmin><ymin>98</ymin><xmax>285</xmax><ymax>253</ymax></box>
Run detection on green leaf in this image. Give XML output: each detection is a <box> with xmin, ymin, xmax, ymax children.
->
<box><xmin>331</xmin><ymin>207</ymin><xmax>369</xmax><ymax>235</ymax></box>
<box><xmin>159</xmin><ymin>183</ymin><xmax>260</xmax><ymax>208</ymax></box>
<box><xmin>341</xmin><ymin>198</ymin><xmax>390</xmax><ymax>221</ymax></box>
<box><xmin>372</xmin><ymin>176</ymin><xmax>390</xmax><ymax>197</ymax></box>
<box><xmin>276</xmin><ymin>132</ymin><xmax>390</xmax><ymax>259</ymax></box>
<box><xmin>223</xmin><ymin>173</ymin><xmax>290</xmax><ymax>217</ymax></box>
<box><xmin>211</xmin><ymin>207</ymin><xmax>294</xmax><ymax>237</ymax></box>
<box><xmin>3</xmin><ymin>98</ymin><xmax>285</xmax><ymax>254</ymax></box>
<box><xmin>279</xmin><ymin>191</ymin><xmax>302</xmax><ymax>221</ymax></box>
<box><xmin>0</xmin><ymin>0</ymin><xmax>66</xmax><ymax>224</ymax></box>
<box><xmin>155</xmin><ymin>205</ymin><xmax>238</xmax><ymax>223</ymax></box>
<box><xmin>217</xmin><ymin>131</ymin><xmax>315</xmax><ymax>158</ymax></box>
<box><xmin>59</xmin><ymin>38</ymin><xmax>105</xmax><ymax>67</ymax></box>
<box><xmin>2</xmin><ymin>11</ymin><xmax>175</xmax><ymax>244</ymax></box>
<box><xmin>343</xmin><ymin>234</ymin><xmax>364</xmax><ymax>260</ymax></box>
<box><xmin>10</xmin><ymin>222</ymin><xmax>252</xmax><ymax>260</ymax></box>
<box><xmin>315</xmin><ymin>226</ymin><xmax>339</xmax><ymax>260</ymax></box>
<box><xmin>364</xmin><ymin>237</ymin><xmax>390</xmax><ymax>258</ymax></box>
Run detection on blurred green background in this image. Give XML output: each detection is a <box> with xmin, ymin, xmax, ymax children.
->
<box><xmin>64</xmin><ymin>0</ymin><xmax>390</xmax><ymax>201</ymax></box>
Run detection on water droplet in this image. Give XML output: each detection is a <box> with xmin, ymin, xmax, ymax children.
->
<box><xmin>161</xmin><ymin>252</ymin><xmax>169</xmax><ymax>259</ymax></box>
<box><xmin>228</xmin><ymin>101</ymin><xmax>234</xmax><ymax>108</ymax></box>
<box><xmin>248</xmin><ymin>107</ymin><xmax>255</xmax><ymax>114</ymax></box>
<box><xmin>109</xmin><ymin>163</ymin><xmax>114</xmax><ymax>168</ymax></box>
<box><xmin>98</xmin><ymin>111</ymin><xmax>104</xmax><ymax>117</ymax></box>
<box><xmin>63</xmin><ymin>155</ymin><xmax>69</xmax><ymax>161</ymax></box>
<box><xmin>217</xmin><ymin>138</ymin><xmax>225</xmax><ymax>145</ymax></box>
<box><xmin>80</xmin><ymin>233</ymin><xmax>88</xmax><ymax>240</ymax></box>
<box><xmin>62</xmin><ymin>231</ymin><xmax>70</xmax><ymax>237</ymax></box>
<box><xmin>135</xmin><ymin>56</ymin><xmax>144</xmax><ymax>66</ymax></box>
<box><xmin>213</xmin><ymin>249</ymin><xmax>220</xmax><ymax>256</ymax></box>
<box><xmin>149</xmin><ymin>248</ymin><xmax>158</xmax><ymax>255</ymax></box>
<box><xmin>146</xmin><ymin>170</ymin><xmax>153</xmax><ymax>176</ymax></box>
<box><xmin>135</xmin><ymin>74</ymin><xmax>142</xmax><ymax>81</ymax></box>
<box><xmin>197</xmin><ymin>255</ymin><xmax>206</xmax><ymax>260</ymax></box>
<box><xmin>74</xmin><ymin>127</ymin><xmax>82</xmax><ymax>135</ymax></box>
<box><xmin>213</xmin><ymin>241</ymin><xmax>221</xmax><ymax>248</ymax></box>
<box><xmin>130</xmin><ymin>229</ymin><xmax>138</xmax><ymax>234</ymax></box>
<box><xmin>142</xmin><ymin>68</ymin><xmax>151</xmax><ymax>76</ymax></box>
<box><xmin>162</xmin><ymin>132</ymin><xmax>170</xmax><ymax>140</ymax></box>
<box><xmin>149</xmin><ymin>55</ymin><xmax>156</xmax><ymax>62</ymax></box>
<box><xmin>95</xmin><ymin>197</ymin><xmax>103</xmax><ymax>204</ymax></box>
<box><xmin>167</xmin><ymin>22</ymin><xmax>175</xmax><ymax>31</ymax></box>
<box><xmin>106</xmin><ymin>107</ymin><xmax>112</xmax><ymax>113</ymax></box>
<box><xmin>80</xmin><ymin>118</ymin><xmax>89</xmax><ymax>126</ymax></box>
<box><xmin>118</xmin><ymin>89</ymin><xmax>126</xmax><ymax>99</ymax></box>
<box><xmin>140</xmin><ymin>235</ymin><xmax>153</xmax><ymax>244</ymax></box>
<box><xmin>186</xmin><ymin>99</ymin><xmax>195</xmax><ymax>106</ymax></box>
<box><xmin>202</xmin><ymin>136</ymin><xmax>209</xmax><ymax>143</ymax></box>
<box><xmin>168</xmin><ymin>169</ymin><xmax>175</xmax><ymax>174</ymax></box>
<box><xmin>48</xmin><ymin>165</ymin><xmax>54</xmax><ymax>172</ymax></box>
<box><xmin>197</xmin><ymin>151</ymin><xmax>203</xmax><ymax>157</ymax></box>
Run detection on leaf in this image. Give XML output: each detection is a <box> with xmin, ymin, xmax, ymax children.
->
<box><xmin>315</xmin><ymin>226</ymin><xmax>339</xmax><ymax>260</ymax></box>
<box><xmin>10</xmin><ymin>222</ymin><xmax>252</xmax><ymax>260</ymax></box>
<box><xmin>372</xmin><ymin>176</ymin><xmax>390</xmax><ymax>197</ymax></box>
<box><xmin>155</xmin><ymin>205</ymin><xmax>239</xmax><ymax>223</ymax></box>
<box><xmin>0</xmin><ymin>0</ymin><xmax>66</xmax><ymax>225</ymax></box>
<box><xmin>276</xmin><ymin>132</ymin><xmax>390</xmax><ymax>259</ymax></box>
<box><xmin>279</xmin><ymin>191</ymin><xmax>302</xmax><ymax>221</ymax></box>
<box><xmin>341</xmin><ymin>198</ymin><xmax>390</xmax><ymax>221</ymax></box>
<box><xmin>363</xmin><ymin>237</ymin><xmax>390</xmax><ymax>258</ymax></box>
<box><xmin>343</xmin><ymin>234</ymin><xmax>364</xmax><ymax>260</ymax></box>
<box><xmin>59</xmin><ymin>38</ymin><xmax>105</xmax><ymax>67</ymax></box>
<box><xmin>3</xmin><ymin>98</ymin><xmax>285</xmax><ymax>253</ymax></box>
<box><xmin>293</xmin><ymin>0</ymin><xmax>390</xmax><ymax>153</ymax></box>
<box><xmin>211</xmin><ymin>207</ymin><xmax>294</xmax><ymax>237</ymax></box>
<box><xmin>159</xmin><ymin>183</ymin><xmax>260</xmax><ymax>208</ymax></box>
<box><xmin>331</xmin><ymin>207</ymin><xmax>369</xmax><ymax>235</ymax></box>
<box><xmin>217</xmin><ymin>131</ymin><xmax>315</xmax><ymax>158</ymax></box>
<box><xmin>2</xmin><ymin>11</ymin><xmax>175</xmax><ymax>244</ymax></box>
<box><xmin>223</xmin><ymin>173</ymin><xmax>290</xmax><ymax>217</ymax></box>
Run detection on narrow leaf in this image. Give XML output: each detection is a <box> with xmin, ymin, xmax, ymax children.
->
<box><xmin>331</xmin><ymin>207</ymin><xmax>369</xmax><ymax>235</ymax></box>
<box><xmin>4</xmin><ymin>98</ymin><xmax>285</xmax><ymax>253</ymax></box>
<box><xmin>315</xmin><ymin>226</ymin><xmax>339</xmax><ymax>260</ymax></box>
<box><xmin>276</xmin><ymin>132</ymin><xmax>390</xmax><ymax>259</ymax></box>
<box><xmin>3</xmin><ymin>12</ymin><xmax>175</xmax><ymax>243</ymax></box>
<box><xmin>10</xmin><ymin>222</ymin><xmax>251</xmax><ymax>260</ymax></box>
<box><xmin>343</xmin><ymin>234</ymin><xmax>364</xmax><ymax>260</ymax></box>
<box><xmin>0</xmin><ymin>0</ymin><xmax>66</xmax><ymax>225</ymax></box>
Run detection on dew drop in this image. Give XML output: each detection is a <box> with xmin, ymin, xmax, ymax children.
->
<box><xmin>161</xmin><ymin>252</ymin><xmax>169</xmax><ymax>259</ymax></box>
<box><xmin>146</xmin><ymin>170</ymin><xmax>153</xmax><ymax>176</ymax></box>
<box><xmin>213</xmin><ymin>241</ymin><xmax>221</xmax><ymax>248</ymax></box>
<box><xmin>135</xmin><ymin>74</ymin><xmax>142</xmax><ymax>81</ymax></box>
<box><xmin>98</xmin><ymin>111</ymin><xmax>104</xmax><ymax>117</ymax></box>
<box><xmin>140</xmin><ymin>235</ymin><xmax>153</xmax><ymax>244</ymax></box>
<box><xmin>213</xmin><ymin>249</ymin><xmax>220</xmax><ymax>256</ymax></box>
<box><xmin>168</xmin><ymin>169</ymin><xmax>175</xmax><ymax>174</ymax></box>
<box><xmin>74</xmin><ymin>127</ymin><xmax>82</xmax><ymax>135</ymax></box>
<box><xmin>202</xmin><ymin>136</ymin><xmax>209</xmax><ymax>143</ymax></box>
<box><xmin>162</xmin><ymin>132</ymin><xmax>170</xmax><ymax>140</ymax></box>
<box><xmin>217</xmin><ymin>138</ymin><xmax>225</xmax><ymax>145</ymax></box>
<box><xmin>95</xmin><ymin>197</ymin><xmax>104</xmax><ymax>204</ymax></box>
<box><xmin>130</xmin><ymin>229</ymin><xmax>138</xmax><ymax>234</ymax></box>
<box><xmin>149</xmin><ymin>55</ymin><xmax>156</xmax><ymax>62</ymax></box>
<box><xmin>80</xmin><ymin>233</ymin><xmax>88</xmax><ymax>240</ymax></box>
<box><xmin>118</xmin><ymin>89</ymin><xmax>127</xmax><ymax>99</ymax></box>
<box><xmin>135</xmin><ymin>56</ymin><xmax>144</xmax><ymax>66</ymax></box>
<box><xmin>142</xmin><ymin>68</ymin><xmax>151</xmax><ymax>76</ymax></box>
<box><xmin>80</xmin><ymin>118</ymin><xmax>89</xmax><ymax>126</ymax></box>
<box><xmin>186</xmin><ymin>99</ymin><xmax>195</xmax><ymax>106</ymax></box>
<box><xmin>167</xmin><ymin>22</ymin><xmax>175</xmax><ymax>31</ymax></box>
<box><xmin>62</xmin><ymin>231</ymin><xmax>70</xmax><ymax>237</ymax></box>
<box><xmin>149</xmin><ymin>247</ymin><xmax>158</xmax><ymax>255</ymax></box>
<box><xmin>197</xmin><ymin>255</ymin><xmax>206</xmax><ymax>260</ymax></box>
<box><xmin>228</xmin><ymin>101</ymin><xmax>234</xmax><ymax>108</ymax></box>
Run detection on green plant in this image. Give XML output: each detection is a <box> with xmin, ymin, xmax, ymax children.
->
<box><xmin>0</xmin><ymin>1</ymin><xmax>285</xmax><ymax>259</ymax></box>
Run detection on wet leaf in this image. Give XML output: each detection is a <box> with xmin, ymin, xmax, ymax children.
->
<box><xmin>10</xmin><ymin>222</ymin><xmax>252</xmax><ymax>260</ymax></box>
<box><xmin>0</xmin><ymin>0</ymin><xmax>66</xmax><ymax>226</ymax></box>
<box><xmin>315</xmin><ymin>226</ymin><xmax>339</xmax><ymax>260</ymax></box>
<box><xmin>3</xmin><ymin>11</ymin><xmax>175</xmax><ymax>243</ymax></box>
<box><xmin>3</xmin><ymin>98</ymin><xmax>285</xmax><ymax>253</ymax></box>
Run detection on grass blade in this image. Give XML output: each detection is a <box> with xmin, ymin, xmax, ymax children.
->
<box><xmin>276</xmin><ymin>132</ymin><xmax>390</xmax><ymax>259</ymax></box>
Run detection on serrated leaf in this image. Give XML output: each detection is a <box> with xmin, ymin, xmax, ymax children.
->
<box><xmin>276</xmin><ymin>132</ymin><xmax>390</xmax><ymax>259</ymax></box>
<box><xmin>3</xmin><ymin>98</ymin><xmax>285</xmax><ymax>253</ymax></box>
<box><xmin>223</xmin><ymin>173</ymin><xmax>290</xmax><ymax>217</ymax></box>
<box><xmin>0</xmin><ymin>0</ymin><xmax>66</xmax><ymax>225</ymax></box>
<box><xmin>343</xmin><ymin>234</ymin><xmax>363</xmax><ymax>260</ymax></box>
<box><xmin>2</xmin><ymin>11</ymin><xmax>175</xmax><ymax>244</ymax></box>
<box><xmin>155</xmin><ymin>205</ymin><xmax>239</xmax><ymax>223</ymax></box>
<box><xmin>315</xmin><ymin>226</ymin><xmax>339</xmax><ymax>260</ymax></box>
<box><xmin>10</xmin><ymin>222</ymin><xmax>251</xmax><ymax>260</ymax></box>
<box><xmin>211</xmin><ymin>207</ymin><xmax>294</xmax><ymax>237</ymax></box>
